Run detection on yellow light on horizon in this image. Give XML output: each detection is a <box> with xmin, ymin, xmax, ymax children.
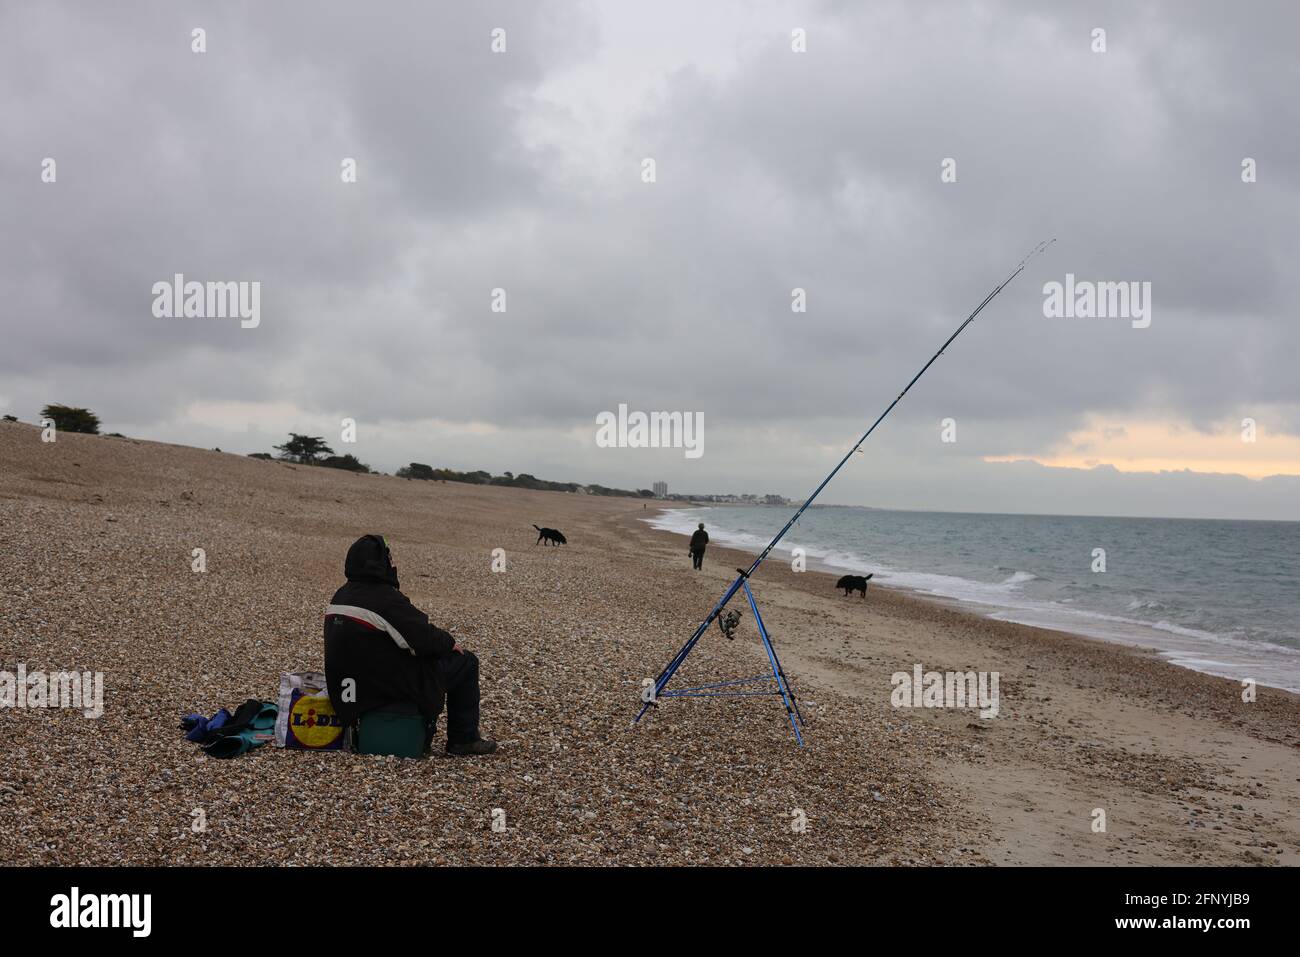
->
<box><xmin>984</xmin><ymin>416</ymin><xmax>1300</xmax><ymax>481</ymax></box>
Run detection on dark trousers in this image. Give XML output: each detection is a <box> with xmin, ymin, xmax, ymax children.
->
<box><xmin>691</xmin><ymin>548</ymin><xmax>705</xmax><ymax>570</ymax></box>
<box><xmin>437</xmin><ymin>651</ymin><xmax>481</xmax><ymax>745</ymax></box>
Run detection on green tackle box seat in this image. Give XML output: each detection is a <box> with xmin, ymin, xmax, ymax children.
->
<box><xmin>354</xmin><ymin>702</ymin><xmax>432</xmax><ymax>758</ymax></box>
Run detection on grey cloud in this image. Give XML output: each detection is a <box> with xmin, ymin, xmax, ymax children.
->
<box><xmin>2</xmin><ymin>0</ymin><xmax>1297</xmax><ymax>519</ymax></box>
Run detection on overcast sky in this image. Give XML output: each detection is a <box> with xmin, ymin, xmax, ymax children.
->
<box><xmin>4</xmin><ymin>1</ymin><xmax>1299</xmax><ymax>519</ymax></box>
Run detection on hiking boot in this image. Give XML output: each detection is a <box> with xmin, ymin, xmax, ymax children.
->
<box><xmin>446</xmin><ymin>737</ymin><xmax>498</xmax><ymax>756</ymax></box>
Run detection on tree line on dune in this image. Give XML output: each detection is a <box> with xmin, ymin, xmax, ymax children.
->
<box><xmin>394</xmin><ymin>462</ymin><xmax>654</xmax><ymax>498</ymax></box>
<box><xmin>2</xmin><ymin>411</ymin><xmax>655</xmax><ymax>498</ymax></box>
<box><xmin>261</xmin><ymin>435</ymin><xmax>654</xmax><ymax>496</ymax></box>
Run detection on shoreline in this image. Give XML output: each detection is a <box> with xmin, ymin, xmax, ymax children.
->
<box><xmin>626</xmin><ymin>505</ymin><xmax>1300</xmax><ymax>745</ymax></box>
<box><xmin>622</xmin><ymin>504</ymin><xmax>1300</xmax><ymax>865</ymax></box>
<box><xmin>629</xmin><ymin>504</ymin><xmax>1300</xmax><ymax>711</ymax></box>
<box><xmin>641</xmin><ymin>504</ymin><xmax>1300</xmax><ymax>695</ymax></box>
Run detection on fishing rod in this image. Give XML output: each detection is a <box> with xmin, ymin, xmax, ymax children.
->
<box><xmin>635</xmin><ymin>239</ymin><xmax>1055</xmax><ymax>725</ymax></box>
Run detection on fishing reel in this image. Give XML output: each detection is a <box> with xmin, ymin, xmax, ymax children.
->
<box><xmin>716</xmin><ymin>608</ymin><xmax>743</xmax><ymax>640</ymax></box>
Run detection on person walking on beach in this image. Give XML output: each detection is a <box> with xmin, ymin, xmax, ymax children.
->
<box><xmin>689</xmin><ymin>522</ymin><xmax>709</xmax><ymax>570</ymax></box>
<box><xmin>324</xmin><ymin>535</ymin><xmax>498</xmax><ymax>756</ymax></box>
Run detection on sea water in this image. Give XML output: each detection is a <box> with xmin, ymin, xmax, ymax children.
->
<box><xmin>647</xmin><ymin>506</ymin><xmax>1300</xmax><ymax>692</ymax></box>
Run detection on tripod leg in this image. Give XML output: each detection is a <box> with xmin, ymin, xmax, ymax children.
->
<box><xmin>742</xmin><ymin>580</ymin><xmax>803</xmax><ymax>746</ymax></box>
<box><xmin>749</xmin><ymin>589</ymin><xmax>804</xmax><ymax>725</ymax></box>
<box><xmin>767</xmin><ymin>640</ymin><xmax>804</xmax><ymax>726</ymax></box>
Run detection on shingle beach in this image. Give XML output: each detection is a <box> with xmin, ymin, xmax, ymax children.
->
<box><xmin>2</xmin><ymin>422</ymin><xmax>1296</xmax><ymax>865</ymax></box>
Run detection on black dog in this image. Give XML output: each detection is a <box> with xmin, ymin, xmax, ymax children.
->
<box><xmin>836</xmin><ymin>573</ymin><xmax>873</xmax><ymax>598</ymax></box>
<box><xmin>533</xmin><ymin>524</ymin><xmax>567</xmax><ymax>546</ymax></box>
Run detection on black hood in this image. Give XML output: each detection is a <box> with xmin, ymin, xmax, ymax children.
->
<box><xmin>344</xmin><ymin>534</ymin><xmax>399</xmax><ymax>588</ymax></box>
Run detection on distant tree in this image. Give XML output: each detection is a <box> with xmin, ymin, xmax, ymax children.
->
<box><xmin>248</xmin><ymin>452</ymin><xmax>273</xmax><ymax>460</ymax></box>
<box><xmin>320</xmin><ymin>454</ymin><xmax>371</xmax><ymax>473</ymax></box>
<box><xmin>397</xmin><ymin>462</ymin><xmax>436</xmax><ymax>480</ymax></box>
<box><xmin>3</xmin><ymin>414</ymin><xmax>18</xmax><ymax>422</ymax></box>
<box><xmin>273</xmin><ymin>433</ymin><xmax>334</xmax><ymax>464</ymax></box>
<box><xmin>637</xmin><ymin>489</ymin><xmax>655</xmax><ymax>498</ymax></box>
<box><xmin>40</xmin><ymin>404</ymin><xmax>100</xmax><ymax>434</ymax></box>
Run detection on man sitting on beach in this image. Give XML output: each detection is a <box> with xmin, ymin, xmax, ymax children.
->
<box><xmin>324</xmin><ymin>535</ymin><xmax>497</xmax><ymax>756</ymax></box>
<box><xmin>689</xmin><ymin>522</ymin><xmax>709</xmax><ymax>570</ymax></box>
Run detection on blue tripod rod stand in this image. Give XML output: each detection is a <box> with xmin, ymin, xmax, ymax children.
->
<box><xmin>633</xmin><ymin>241</ymin><xmax>1054</xmax><ymax>746</ymax></box>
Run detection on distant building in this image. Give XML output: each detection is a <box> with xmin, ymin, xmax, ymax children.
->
<box><xmin>652</xmin><ymin>481</ymin><xmax>668</xmax><ymax>498</ymax></box>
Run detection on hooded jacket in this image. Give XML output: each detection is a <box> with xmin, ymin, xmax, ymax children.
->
<box><xmin>323</xmin><ymin>535</ymin><xmax>456</xmax><ymax>726</ymax></box>
<box><xmin>689</xmin><ymin>528</ymin><xmax>709</xmax><ymax>551</ymax></box>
